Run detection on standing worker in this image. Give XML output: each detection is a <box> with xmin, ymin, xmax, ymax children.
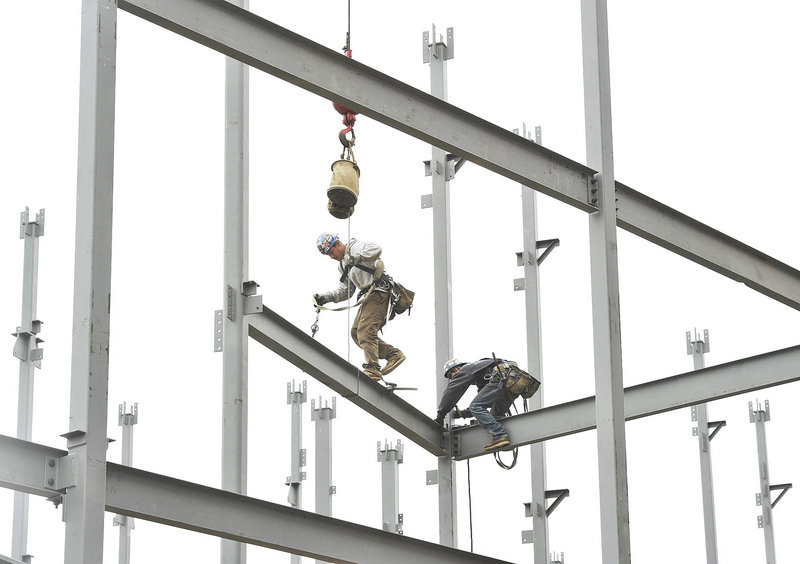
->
<box><xmin>434</xmin><ymin>357</ymin><xmax>539</xmax><ymax>451</ymax></box>
<box><xmin>313</xmin><ymin>233</ymin><xmax>405</xmax><ymax>382</ymax></box>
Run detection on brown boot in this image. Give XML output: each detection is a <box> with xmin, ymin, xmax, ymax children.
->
<box><xmin>363</xmin><ymin>364</ymin><xmax>383</xmax><ymax>382</ymax></box>
<box><xmin>382</xmin><ymin>350</ymin><xmax>406</xmax><ymax>376</ymax></box>
<box><xmin>483</xmin><ymin>434</ymin><xmax>510</xmax><ymax>451</ymax></box>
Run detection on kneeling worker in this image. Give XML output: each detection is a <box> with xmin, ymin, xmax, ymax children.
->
<box><xmin>434</xmin><ymin>357</ymin><xmax>538</xmax><ymax>451</ymax></box>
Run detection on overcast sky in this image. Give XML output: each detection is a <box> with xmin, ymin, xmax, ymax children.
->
<box><xmin>2</xmin><ymin>1</ymin><xmax>800</xmax><ymax>563</ymax></box>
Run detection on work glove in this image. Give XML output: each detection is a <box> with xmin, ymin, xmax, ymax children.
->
<box><xmin>313</xmin><ymin>293</ymin><xmax>331</xmax><ymax>306</ymax></box>
<box><xmin>453</xmin><ymin>407</ymin><xmax>472</xmax><ymax>419</ymax></box>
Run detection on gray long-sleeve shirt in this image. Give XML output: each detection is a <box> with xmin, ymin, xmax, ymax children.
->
<box><xmin>325</xmin><ymin>238</ymin><xmax>385</xmax><ymax>303</ymax></box>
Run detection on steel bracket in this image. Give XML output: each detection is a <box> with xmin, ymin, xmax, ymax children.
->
<box><xmin>44</xmin><ymin>453</ymin><xmax>77</xmax><ymax>493</ymax></box>
<box><xmin>213</xmin><ymin>310</ymin><xmax>223</xmax><ymax>352</ymax></box>
<box><xmin>422</xmin><ymin>26</ymin><xmax>454</xmax><ymax>63</ymax></box>
<box><xmin>544</xmin><ymin>489</ymin><xmax>570</xmax><ymax>517</ymax></box>
<box><xmin>425</xmin><ymin>469</ymin><xmax>438</xmax><ymax>485</ymax></box>
<box><xmin>686</xmin><ymin>329</ymin><xmax>711</xmax><ymax>355</ymax></box>
<box><xmin>242</xmin><ymin>280</ymin><xmax>263</xmax><ymax>315</ymax></box>
<box><xmin>20</xmin><ymin>207</ymin><xmax>45</xmax><ymax>238</ymax></box>
<box><xmin>769</xmin><ymin>483</ymin><xmax>793</xmax><ymax>508</ymax></box>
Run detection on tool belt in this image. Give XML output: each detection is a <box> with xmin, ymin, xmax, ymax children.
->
<box><xmin>493</xmin><ymin>361</ymin><xmax>540</xmax><ymax>399</ymax></box>
<box><xmin>350</xmin><ymin>262</ymin><xmax>414</xmax><ymax>320</ymax></box>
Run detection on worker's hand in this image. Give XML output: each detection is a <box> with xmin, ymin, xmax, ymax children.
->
<box><xmin>313</xmin><ymin>293</ymin><xmax>330</xmax><ymax>306</ymax></box>
<box><xmin>453</xmin><ymin>407</ymin><xmax>472</xmax><ymax>419</ymax></box>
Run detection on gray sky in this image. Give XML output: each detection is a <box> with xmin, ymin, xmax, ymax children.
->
<box><xmin>1</xmin><ymin>1</ymin><xmax>800</xmax><ymax>562</ymax></box>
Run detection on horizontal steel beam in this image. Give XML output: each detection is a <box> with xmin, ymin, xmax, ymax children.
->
<box><xmin>0</xmin><ymin>435</ymin><xmax>69</xmax><ymax>499</ymax></box>
<box><xmin>0</xmin><ymin>436</ymin><xmax>508</xmax><ymax>563</ymax></box>
<box><xmin>116</xmin><ymin>0</ymin><xmax>800</xmax><ymax>311</ymax></box>
<box><xmin>247</xmin><ymin>306</ymin><xmax>446</xmax><ymax>456</ymax></box>
<box><xmin>453</xmin><ymin>344</ymin><xmax>800</xmax><ymax>459</ymax></box>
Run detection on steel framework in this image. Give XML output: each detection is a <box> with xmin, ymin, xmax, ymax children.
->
<box><xmin>2</xmin><ymin>1</ymin><xmax>800</xmax><ymax>563</ymax></box>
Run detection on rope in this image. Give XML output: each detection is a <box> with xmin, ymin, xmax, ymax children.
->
<box><xmin>467</xmin><ymin>458</ymin><xmax>474</xmax><ymax>552</ymax></box>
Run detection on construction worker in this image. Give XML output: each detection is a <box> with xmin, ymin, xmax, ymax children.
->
<box><xmin>313</xmin><ymin>233</ymin><xmax>405</xmax><ymax>382</ymax></box>
<box><xmin>434</xmin><ymin>358</ymin><xmax>518</xmax><ymax>451</ymax></box>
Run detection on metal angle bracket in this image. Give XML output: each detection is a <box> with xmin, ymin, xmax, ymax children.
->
<box><xmin>425</xmin><ymin>469</ymin><xmax>438</xmax><ymax>485</ymax></box>
<box><xmin>544</xmin><ymin>489</ymin><xmax>570</xmax><ymax>517</ymax></box>
<box><xmin>685</xmin><ymin>329</ymin><xmax>711</xmax><ymax>355</ymax></box>
<box><xmin>118</xmin><ymin>402</ymin><xmax>139</xmax><ymax>426</ymax></box>
<box><xmin>242</xmin><ymin>280</ymin><xmax>263</xmax><ymax>315</ymax></box>
<box><xmin>422</xmin><ymin>25</ymin><xmax>454</xmax><ymax>63</ymax></box>
<box><xmin>44</xmin><ymin>453</ymin><xmax>77</xmax><ymax>505</ymax></box>
<box><xmin>521</xmin><ymin>529</ymin><xmax>534</xmax><ymax>544</ymax></box>
<box><xmin>769</xmin><ymin>483</ymin><xmax>793</xmax><ymax>508</ymax></box>
<box><xmin>514</xmin><ymin>239</ymin><xmax>562</xmax><ymax>290</ymax></box>
<box><xmin>377</xmin><ymin>439</ymin><xmax>404</xmax><ymax>463</ymax></box>
<box><xmin>19</xmin><ymin>207</ymin><xmax>45</xmax><ymax>238</ymax></box>
<box><xmin>287</xmin><ymin>380</ymin><xmax>308</xmax><ymax>404</ymax></box>
<box><xmin>213</xmin><ymin>309</ymin><xmax>223</xmax><ymax>352</ymax></box>
<box><xmin>748</xmin><ymin>400</ymin><xmax>771</xmax><ymax>423</ymax></box>
<box><xmin>311</xmin><ymin>396</ymin><xmax>337</xmax><ymax>421</ymax></box>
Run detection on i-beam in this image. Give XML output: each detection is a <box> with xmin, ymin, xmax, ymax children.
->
<box><xmin>116</xmin><ymin>0</ymin><xmax>800</xmax><ymax>312</ymax></box>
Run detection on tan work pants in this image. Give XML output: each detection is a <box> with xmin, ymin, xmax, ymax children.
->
<box><xmin>351</xmin><ymin>290</ymin><xmax>397</xmax><ymax>370</ymax></box>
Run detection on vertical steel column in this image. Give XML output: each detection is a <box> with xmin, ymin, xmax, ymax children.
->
<box><xmin>422</xmin><ymin>25</ymin><xmax>458</xmax><ymax>548</ymax></box>
<box><xmin>11</xmin><ymin>208</ymin><xmax>45</xmax><ymax>564</ymax></box>
<box><xmin>750</xmin><ymin>401</ymin><xmax>777</xmax><ymax>564</ymax></box>
<box><xmin>378</xmin><ymin>440</ymin><xmax>404</xmax><ymax>535</ymax></box>
<box><xmin>286</xmin><ymin>381</ymin><xmax>307</xmax><ymax>564</ymax></box>
<box><xmin>515</xmin><ymin>126</ymin><xmax>550</xmax><ymax>564</ymax></box>
<box><xmin>65</xmin><ymin>1</ymin><xmax>117</xmax><ymax>561</ymax></box>
<box><xmin>687</xmin><ymin>330</ymin><xmax>720</xmax><ymax>564</ymax></box>
<box><xmin>221</xmin><ymin>2</ymin><xmax>249</xmax><ymax>563</ymax></box>
<box><xmin>580</xmin><ymin>2</ymin><xmax>631</xmax><ymax>563</ymax></box>
<box><xmin>311</xmin><ymin>397</ymin><xmax>336</xmax><ymax>564</ymax></box>
<box><xmin>113</xmin><ymin>403</ymin><xmax>138</xmax><ymax>564</ymax></box>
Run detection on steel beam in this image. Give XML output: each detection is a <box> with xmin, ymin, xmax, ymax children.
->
<box><xmin>117</xmin><ymin>0</ymin><xmax>593</xmax><ymax>211</ymax></box>
<box><xmin>615</xmin><ymin>183</ymin><xmax>800</xmax><ymax>311</ymax></box>
<box><xmin>104</xmin><ymin>463</ymin><xmax>510</xmax><ymax>564</ymax></box>
<box><xmin>0</xmin><ymin>436</ymin><xmax>510</xmax><ymax>564</ymax></box>
<box><xmin>520</xmin><ymin>178</ymin><xmax>551</xmax><ymax>564</ymax></box>
<box><xmin>115</xmin><ymin>0</ymin><xmax>800</xmax><ymax>311</ymax></box>
<box><xmin>424</xmin><ymin>26</ymin><xmax>459</xmax><ymax>548</ymax></box>
<box><xmin>12</xmin><ymin>207</ymin><xmax>44</xmax><ymax>563</ymax></box>
<box><xmin>66</xmin><ymin>1</ymin><xmax>117</xmax><ymax>561</ymax></box>
<box><xmin>452</xmin><ymin>344</ymin><xmax>800</xmax><ymax>460</ymax></box>
<box><xmin>582</xmin><ymin>1</ymin><xmax>631</xmax><ymax>561</ymax></box>
<box><xmin>247</xmin><ymin>307</ymin><xmax>445</xmax><ymax>456</ymax></box>
<box><xmin>687</xmin><ymin>331</ymin><xmax>720</xmax><ymax>564</ymax></box>
<box><xmin>220</xmin><ymin>2</ymin><xmax>250</xmax><ymax>560</ymax></box>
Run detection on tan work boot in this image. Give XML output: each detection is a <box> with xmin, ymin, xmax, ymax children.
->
<box><xmin>382</xmin><ymin>350</ymin><xmax>406</xmax><ymax>376</ymax></box>
<box><xmin>363</xmin><ymin>365</ymin><xmax>383</xmax><ymax>382</ymax></box>
<box><xmin>483</xmin><ymin>434</ymin><xmax>511</xmax><ymax>451</ymax></box>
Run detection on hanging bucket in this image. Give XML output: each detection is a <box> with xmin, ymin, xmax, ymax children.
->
<box><xmin>327</xmin><ymin>199</ymin><xmax>354</xmax><ymax>219</ymax></box>
<box><xmin>328</xmin><ymin>158</ymin><xmax>360</xmax><ymax>208</ymax></box>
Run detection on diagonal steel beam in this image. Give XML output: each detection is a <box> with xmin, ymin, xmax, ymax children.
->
<box><xmin>0</xmin><ymin>436</ymin><xmax>509</xmax><ymax>564</ymax></box>
<box><xmin>116</xmin><ymin>0</ymin><xmax>800</xmax><ymax>311</ymax></box>
<box><xmin>117</xmin><ymin>0</ymin><xmax>595</xmax><ymax>212</ymax></box>
<box><xmin>616</xmin><ymin>183</ymin><xmax>800</xmax><ymax>311</ymax></box>
<box><xmin>452</xmin><ymin>344</ymin><xmax>800</xmax><ymax>460</ymax></box>
<box><xmin>247</xmin><ymin>306</ymin><xmax>446</xmax><ymax>456</ymax></box>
